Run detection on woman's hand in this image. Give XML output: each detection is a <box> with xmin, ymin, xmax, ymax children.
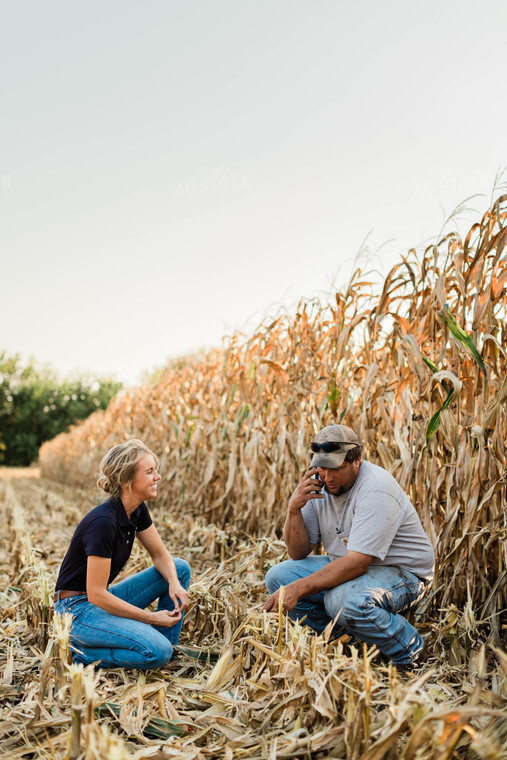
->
<box><xmin>151</xmin><ymin>609</ymin><xmax>182</xmax><ymax>628</ymax></box>
<box><xmin>169</xmin><ymin>583</ymin><xmax>189</xmax><ymax>612</ymax></box>
<box><xmin>87</xmin><ymin>555</ymin><xmax>181</xmax><ymax>626</ymax></box>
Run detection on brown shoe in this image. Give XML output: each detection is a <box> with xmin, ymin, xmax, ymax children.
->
<box><xmin>394</xmin><ymin>649</ymin><xmax>427</xmax><ymax>673</ymax></box>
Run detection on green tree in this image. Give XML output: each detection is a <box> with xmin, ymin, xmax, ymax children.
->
<box><xmin>0</xmin><ymin>352</ymin><xmax>122</xmax><ymax>466</ymax></box>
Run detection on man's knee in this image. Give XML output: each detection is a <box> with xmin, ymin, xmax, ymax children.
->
<box><xmin>265</xmin><ymin>558</ymin><xmax>325</xmax><ymax>594</ymax></box>
<box><xmin>324</xmin><ymin>588</ymin><xmax>367</xmax><ymax>628</ymax></box>
<box><xmin>265</xmin><ymin>563</ymin><xmax>286</xmax><ymax>594</ymax></box>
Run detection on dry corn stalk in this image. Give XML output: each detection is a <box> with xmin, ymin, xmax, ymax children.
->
<box><xmin>38</xmin><ymin>195</ymin><xmax>507</xmax><ymax>634</ymax></box>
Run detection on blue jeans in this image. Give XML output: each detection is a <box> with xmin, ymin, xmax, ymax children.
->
<box><xmin>54</xmin><ymin>560</ymin><xmax>191</xmax><ymax>670</ymax></box>
<box><xmin>265</xmin><ymin>557</ymin><xmax>428</xmax><ymax>665</ymax></box>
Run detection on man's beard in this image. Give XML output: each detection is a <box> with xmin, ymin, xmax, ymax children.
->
<box><xmin>324</xmin><ymin>484</ymin><xmax>346</xmax><ymax>496</ymax></box>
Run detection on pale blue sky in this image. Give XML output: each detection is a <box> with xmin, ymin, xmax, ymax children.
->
<box><xmin>1</xmin><ymin>0</ymin><xmax>505</xmax><ymax>384</ymax></box>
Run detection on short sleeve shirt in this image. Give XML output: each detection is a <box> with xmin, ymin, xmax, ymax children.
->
<box><xmin>301</xmin><ymin>461</ymin><xmax>435</xmax><ymax>580</ymax></box>
<box><xmin>55</xmin><ymin>497</ymin><xmax>152</xmax><ymax>591</ymax></box>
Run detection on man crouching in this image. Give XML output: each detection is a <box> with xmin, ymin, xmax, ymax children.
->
<box><xmin>263</xmin><ymin>424</ymin><xmax>434</xmax><ymax>670</ymax></box>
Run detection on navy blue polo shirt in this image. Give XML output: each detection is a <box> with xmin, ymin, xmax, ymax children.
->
<box><xmin>55</xmin><ymin>497</ymin><xmax>152</xmax><ymax>591</ymax></box>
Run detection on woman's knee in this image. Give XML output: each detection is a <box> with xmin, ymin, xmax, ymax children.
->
<box><xmin>132</xmin><ymin>630</ymin><xmax>174</xmax><ymax>669</ymax></box>
<box><xmin>174</xmin><ymin>557</ymin><xmax>191</xmax><ymax>588</ymax></box>
<box><xmin>146</xmin><ymin>637</ymin><xmax>174</xmax><ymax>669</ymax></box>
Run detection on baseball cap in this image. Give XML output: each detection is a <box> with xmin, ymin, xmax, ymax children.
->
<box><xmin>310</xmin><ymin>424</ymin><xmax>360</xmax><ymax>469</ymax></box>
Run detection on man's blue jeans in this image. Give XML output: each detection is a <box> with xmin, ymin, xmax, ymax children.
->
<box><xmin>54</xmin><ymin>560</ymin><xmax>191</xmax><ymax>670</ymax></box>
<box><xmin>265</xmin><ymin>557</ymin><xmax>428</xmax><ymax>665</ymax></box>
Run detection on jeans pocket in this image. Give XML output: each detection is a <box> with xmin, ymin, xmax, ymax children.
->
<box><xmin>398</xmin><ymin>570</ymin><xmax>426</xmax><ymax>611</ymax></box>
<box><xmin>61</xmin><ymin>596</ymin><xmax>88</xmax><ymax>620</ymax></box>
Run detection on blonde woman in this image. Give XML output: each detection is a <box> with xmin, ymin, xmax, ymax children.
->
<box><xmin>54</xmin><ymin>439</ymin><xmax>190</xmax><ymax>669</ymax></box>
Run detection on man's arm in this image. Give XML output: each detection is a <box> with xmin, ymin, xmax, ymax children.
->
<box><xmin>296</xmin><ymin>550</ymin><xmax>372</xmax><ymax>597</ymax></box>
<box><xmin>263</xmin><ymin>550</ymin><xmax>372</xmax><ymax>613</ymax></box>
<box><xmin>283</xmin><ymin>469</ymin><xmax>323</xmax><ymax>559</ymax></box>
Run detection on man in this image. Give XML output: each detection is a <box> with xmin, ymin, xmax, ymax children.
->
<box><xmin>263</xmin><ymin>424</ymin><xmax>434</xmax><ymax>669</ymax></box>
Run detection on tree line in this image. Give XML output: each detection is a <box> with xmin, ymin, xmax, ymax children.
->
<box><xmin>0</xmin><ymin>351</ymin><xmax>122</xmax><ymax>466</ymax></box>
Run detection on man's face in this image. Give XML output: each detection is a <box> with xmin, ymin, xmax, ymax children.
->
<box><xmin>317</xmin><ymin>457</ymin><xmax>361</xmax><ymax>496</ymax></box>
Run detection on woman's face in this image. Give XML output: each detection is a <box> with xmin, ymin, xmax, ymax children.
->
<box><xmin>129</xmin><ymin>453</ymin><xmax>161</xmax><ymax>502</ymax></box>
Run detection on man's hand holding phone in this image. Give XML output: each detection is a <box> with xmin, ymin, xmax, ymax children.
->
<box><xmin>288</xmin><ymin>468</ymin><xmax>324</xmax><ymax>513</ymax></box>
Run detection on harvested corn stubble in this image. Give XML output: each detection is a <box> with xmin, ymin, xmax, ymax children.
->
<box><xmin>1</xmin><ymin>466</ymin><xmax>507</xmax><ymax>759</ymax></box>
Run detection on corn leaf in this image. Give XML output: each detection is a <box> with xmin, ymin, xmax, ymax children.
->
<box><xmin>437</xmin><ymin>306</ymin><xmax>486</xmax><ymax>374</ymax></box>
<box><xmin>426</xmin><ymin>385</ymin><xmax>455</xmax><ymax>442</ymax></box>
<box><xmin>95</xmin><ymin>702</ymin><xmax>188</xmax><ymax>738</ymax></box>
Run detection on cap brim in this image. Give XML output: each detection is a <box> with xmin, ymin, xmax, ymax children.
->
<box><xmin>311</xmin><ymin>451</ymin><xmax>347</xmax><ymax>469</ymax></box>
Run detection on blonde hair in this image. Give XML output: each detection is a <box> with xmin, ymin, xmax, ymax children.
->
<box><xmin>97</xmin><ymin>439</ymin><xmax>159</xmax><ymax>499</ymax></box>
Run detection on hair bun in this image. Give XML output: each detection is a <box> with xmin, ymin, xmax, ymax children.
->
<box><xmin>97</xmin><ymin>474</ymin><xmax>111</xmax><ymax>493</ymax></box>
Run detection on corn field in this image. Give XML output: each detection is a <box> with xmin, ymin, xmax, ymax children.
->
<box><xmin>40</xmin><ymin>194</ymin><xmax>507</xmax><ymax>629</ymax></box>
<box><xmin>1</xmin><ymin>195</ymin><xmax>506</xmax><ymax>757</ymax></box>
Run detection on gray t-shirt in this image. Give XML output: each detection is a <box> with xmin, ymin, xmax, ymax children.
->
<box><xmin>301</xmin><ymin>461</ymin><xmax>435</xmax><ymax>580</ymax></box>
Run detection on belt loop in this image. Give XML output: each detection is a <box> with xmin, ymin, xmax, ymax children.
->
<box><xmin>55</xmin><ymin>590</ymin><xmax>61</xmax><ymax>603</ymax></box>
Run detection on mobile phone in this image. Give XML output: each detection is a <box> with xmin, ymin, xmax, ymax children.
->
<box><xmin>310</xmin><ymin>467</ymin><xmax>322</xmax><ymax>491</ymax></box>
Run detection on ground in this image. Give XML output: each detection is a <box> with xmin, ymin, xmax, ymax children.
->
<box><xmin>1</xmin><ymin>469</ymin><xmax>506</xmax><ymax>760</ymax></box>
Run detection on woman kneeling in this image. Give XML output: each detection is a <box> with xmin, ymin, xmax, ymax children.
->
<box><xmin>54</xmin><ymin>439</ymin><xmax>191</xmax><ymax>670</ymax></box>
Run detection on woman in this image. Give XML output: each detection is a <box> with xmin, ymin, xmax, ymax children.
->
<box><xmin>54</xmin><ymin>439</ymin><xmax>191</xmax><ymax>670</ymax></box>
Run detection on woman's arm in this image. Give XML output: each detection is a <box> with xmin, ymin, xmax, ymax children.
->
<box><xmin>86</xmin><ymin>555</ymin><xmax>181</xmax><ymax>628</ymax></box>
<box><xmin>136</xmin><ymin>525</ymin><xmax>189</xmax><ymax>611</ymax></box>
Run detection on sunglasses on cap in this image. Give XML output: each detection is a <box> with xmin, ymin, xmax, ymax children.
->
<box><xmin>309</xmin><ymin>441</ymin><xmax>357</xmax><ymax>453</ymax></box>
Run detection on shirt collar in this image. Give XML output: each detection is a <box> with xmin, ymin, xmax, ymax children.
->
<box><xmin>108</xmin><ymin>497</ymin><xmax>143</xmax><ymax>527</ymax></box>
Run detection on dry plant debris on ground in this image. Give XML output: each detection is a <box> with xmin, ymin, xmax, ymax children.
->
<box><xmin>1</xmin><ymin>471</ymin><xmax>506</xmax><ymax>760</ymax></box>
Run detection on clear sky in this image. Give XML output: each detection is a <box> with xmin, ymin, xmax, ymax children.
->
<box><xmin>1</xmin><ymin>0</ymin><xmax>505</xmax><ymax>385</ymax></box>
